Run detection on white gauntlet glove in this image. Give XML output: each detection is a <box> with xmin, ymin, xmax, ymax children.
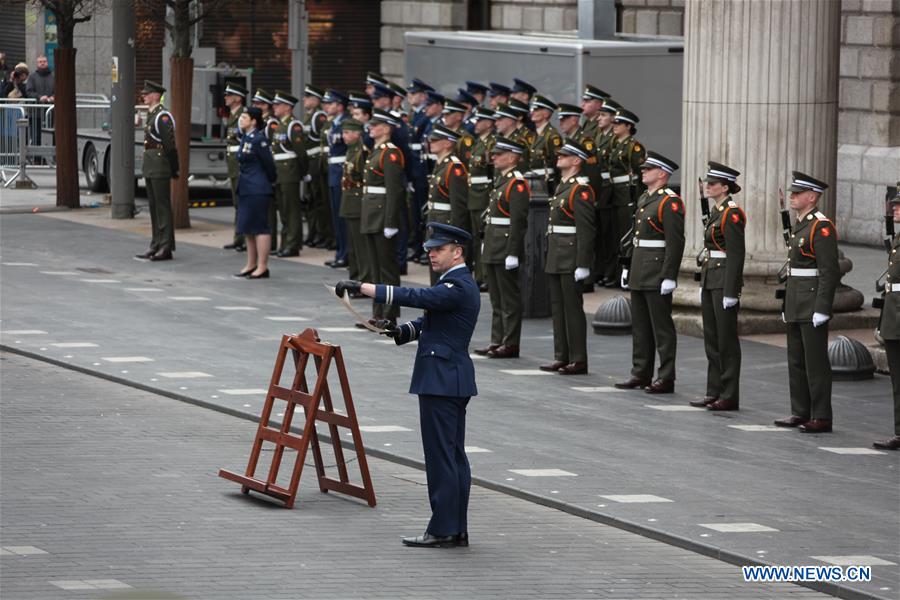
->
<box><xmin>302</xmin><ymin>174</ymin><xmax>312</xmax><ymax>183</ymax></box>
<box><xmin>504</xmin><ymin>256</ymin><xmax>519</xmax><ymax>270</ymax></box>
<box><xmin>406</xmin><ymin>182</ymin><xmax>415</xmax><ymax>193</ymax></box>
<box><xmin>574</xmin><ymin>267</ymin><xmax>590</xmax><ymax>282</ymax></box>
<box><xmin>660</xmin><ymin>278</ymin><xmax>677</xmax><ymax>295</ymax></box>
<box><xmin>812</xmin><ymin>312</ymin><xmax>830</xmax><ymax>327</ymax></box>
<box><xmin>383</xmin><ymin>227</ymin><xmax>399</xmax><ymax>239</ymax></box>
<box><xmin>723</xmin><ymin>296</ymin><xmax>739</xmax><ymax>309</ymax></box>
<box><xmin>620</xmin><ymin>269</ymin><xmax>629</xmax><ymax>290</ymax></box>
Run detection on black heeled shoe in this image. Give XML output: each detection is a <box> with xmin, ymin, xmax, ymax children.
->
<box><xmin>248</xmin><ymin>269</ymin><xmax>270</xmax><ymax>279</ymax></box>
<box><xmin>233</xmin><ymin>268</ymin><xmax>255</xmax><ymax>278</ymax></box>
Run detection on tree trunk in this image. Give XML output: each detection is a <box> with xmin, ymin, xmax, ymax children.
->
<box><xmin>169</xmin><ymin>55</ymin><xmax>192</xmax><ymax>229</ymax></box>
<box><xmin>54</xmin><ymin>47</ymin><xmax>79</xmax><ymax>209</ymax></box>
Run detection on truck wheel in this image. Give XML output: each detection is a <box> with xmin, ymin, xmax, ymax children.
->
<box><xmin>83</xmin><ymin>144</ymin><xmax>109</xmax><ymax>193</ymax></box>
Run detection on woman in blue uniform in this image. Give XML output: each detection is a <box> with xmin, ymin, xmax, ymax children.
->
<box><xmin>234</xmin><ymin>106</ymin><xmax>277</xmax><ymax>279</ymax></box>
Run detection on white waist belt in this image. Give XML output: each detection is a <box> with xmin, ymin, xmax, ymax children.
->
<box><xmin>600</xmin><ymin>171</ymin><xmax>611</xmax><ymax>180</ymax></box>
<box><xmin>227</xmin><ymin>145</ymin><xmax>240</xmax><ymax>153</ymax></box>
<box><xmin>489</xmin><ymin>217</ymin><xmax>510</xmax><ymax>225</ymax></box>
<box><xmin>527</xmin><ymin>168</ymin><xmax>550</xmax><ymax>177</ymax></box>
<box><xmin>306</xmin><ymin>147</ymin><xmax>323</xmax><ymax>156</ymax></box>
<box><xmin>328</xmin><ymin>156</ymin><xmax>346</xmax><ymax>164</ymax></box>
<box><xmin>886</xmin><ymin>282</ymin><xmax>899</xmax><ymax>293</ymax></box>
<box><xmin>426</xmin><ymin>153</ymin><xmax>438</xmax><ymax>161</ymax></box>
<box><xmin>410</xmin><ymin>143</ymin><xmax>422</xmax><ymax>151</ymax></box>
<box><xmin>789</xmin><ymin>267</ymin><xmax>819</xmax><ymax>277</ymax></box>
<box><xmin>709</xmin><ymin>250</ymin><xmax>727</xmax><ymax>259</ymax></box>
<box><xmin>634</xmin><ymin>239</ymin><xmax>666</xmax><ymax>248</ymax></box>
<box><xmin>611</xmin><ymin>175</ymin><xmax>633</xmax><ymax>184</ymax></box>
<box><xmin>549</xmin><ymin>225</ymin><xmax>576</xmax><ymax>234</ymax></box>
<box><xmin>428</xmin><ymin>202</ymin><xmax>452</xmax><ymax>212</ymax></box>
<box><xmin>470</xmin><ymin>175</ymin><xmax>490</xmax><ymax>185</ymax></box>
<box><xmin>364</xmin><ymin>186</ymin><xmax>386</xmax><ymax>195</ymax></box>
<box><xmin>274</xmin><ymin>152</ymin><xmax>297</xmax><ymax>160</ymax></box>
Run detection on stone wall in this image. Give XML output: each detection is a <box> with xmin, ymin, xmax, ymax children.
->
<box><xmin>620</xmin><ymin>0</ymin><xmax>684</xmax><ymax>36</ymax></box>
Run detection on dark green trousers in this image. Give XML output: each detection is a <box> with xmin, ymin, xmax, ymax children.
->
<box><xmin>277</xmin><ymin>181</ymin><xmax>303</xmax><ymax>253</ymax></box>
<box><xmin>701</xmin><ymin>288</ymin><xmax>741</xmax><ymax>404</ymax></box>
<box><xmin>469</xmin><ymin>210</ymin><xmax>485</xmax><ymax>284</ymax></box>
<box><xmin>306</xmin><ymin>173</ymin><xmax>327</xmax><ymax>240</ymax></box>
<box><xmin>630</xmin><ymin>289</ymin><xmax>676</xmax><ymax>381</ymax></box>
<box><xmin>549</xmin><ymin>273</ymin><xmax>587</xmax><ymax>363</ymax></box>
<box><xmin>485</xmin><ymin>263</ymin><xmax>521</xmax><ymax>347</ymax></box>
<box><xmin>229</xmin><ymin>177</ymin><xmax>244</xmax><ymax>246</ymax></box>
<box><xmin>268</xmin><ymin>186</ymin><xmax>280</xmax><ymax>251</ymax></box>
<box><xmin>365</xmin><ymin>232</ymin><xmax>400</xmax><ymax>321</ymax></box>
<box><xmin>146</xmin><ymin>177</ymin><xmax>175</xmax><ymax>253</ymax></box>
<box><xmin>885</xmin><ymin>339</ymin><xmax>900</xmax><ymax>435</ymax></box>
<box><xmin>786</xmin><ymin>321</ymin><xmax>832</xmax><ymax>420</ymax></box>
<box><xmin>345</xmin><ymin>217</ymin><xmax>368</xmax><ymax>282</ymax></box>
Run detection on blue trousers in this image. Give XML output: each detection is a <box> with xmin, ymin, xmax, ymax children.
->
<box><xmin>418</xmin><ymin>394</ymin><xmax>471</xmax><ymax>536</ymax></box>
<box><xmin>329</xmin><ymin>184</ymin><xmax>348</xmax><ymax>261</ymax></box>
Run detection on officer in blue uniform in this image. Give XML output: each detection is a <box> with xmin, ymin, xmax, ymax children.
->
<box><xmin>465</xmin><ymin>81</ymin><xmax>489</xmax><ymax>107</ymax></box>
<box><xmin>324</xmin><ymin>90</ymin><xmax>349</xmax><ymax>266</ymax></box>
<box><xmin>335</xmin><ymin>223</ymin><xmax>480</xmax><ymax>548</ymax></box>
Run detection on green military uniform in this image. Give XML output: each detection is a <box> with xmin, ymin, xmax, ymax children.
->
<box><xmin>527</xmin><ymin>122</ymin><xmax>562</xmax><ymax>193</ymax></box>
<box><xmin>700</xmin><ymin>190</ymin><xmax>746</xmax><ymax>408</ymax></box>
<box><xmin>360</xmin><ymin>137</ymin><xmax>405</xmax><ymax>321</ymax></box>
<box><xmin>303</xmin><ymin>102</ymin><xmax>329</xmax><ymax>245</ymax></box>
<box><xmin>609</xmin><ymin>134</ymin><xmax>646</xmax><ymax>257</ymax></box>
<box><xmin>482</xmin><ymin>158</ymin><xmax>530</xmax><ymax>351</ymax></box>
<box><xmin>142</xmin><ymin>101</ymin><xmax>178</xmax><ymax>255</ymax></box>
<box><xmin>509</xmin><ymin>125</ymin><xmax>535</xmax><ymax>173</ymax></box>
<box><xmin>624</xmin><ymin>164</ymin><xmax>685</xmax><ymax>385</ymax></box>
<box><xmin>339</xmin><ymin>130</ymin><xmax>368</xmax><ymax>282</ymax></box>
<box><xmin>453</xmin><ymin>128</ymin><xmax>474</xmax><ymax>164</ymax></box>
<box><xmin>875</xmin><ymin>188</ymin><xmax>900</xmax><ymax>446</ymax></box>
<box><xmin>545</xmin><ymin>172</ymin><xmax>596</xmax><ymax>367</ymax></box>
<box><xmin>594</xmin><ymin>120</ymin><xmax>619</xmax><ymax>283</ymax></box>
<box><xmin>782</xmin><ymin>189</ymin><xmax>839</xmax><ymax>425</ymax></box>
<box><xmin>272</xmin><ymin>111</ymin><xmax>308</xmax><ymax>254</ymax></box>
<box><xmin>426</xmin><ymin>152</ymin><xmax>469</xmax><ymax>284</ymax></box>
<box><xmin>467</xmin><ymin>129</ymin><xmax>496</xmax><ymax>284</ymax></box>
<box><xmin>263</xmin><ymin>110</ymin><xmax>280</xmax><ymax>251</ymax></box>
<box><xmin>225</xmin><ymin>104</ymin><xmax>246</xmax><ymax>246</ymax></box>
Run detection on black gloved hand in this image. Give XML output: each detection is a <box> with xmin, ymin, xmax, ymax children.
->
<box><xmin>374</xmin><ymin>319</ymin><xmax>400</xmax><ymax>338</ymax></box>
<box><xmin>334</xmin><ymin>280</ymin><xmax>362</xmax><ymax>298</ymax></box>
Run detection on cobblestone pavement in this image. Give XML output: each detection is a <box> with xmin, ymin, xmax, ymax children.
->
<box><xmin>1</xmin><ymin>352</ymin><xmax>834</xmax><ymax>600</ymax></box>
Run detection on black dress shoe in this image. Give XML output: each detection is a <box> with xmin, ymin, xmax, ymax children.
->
<box><xmin>690</xmin><ymin>396</ymin><xmax>718</xmax><ymax>407</ymax></box>
<box><xmin>478</xmin><ymin>282</ymin><xmax>488</xmax><ymax>293</ymax></box>
<box><xmin>457</xmin><ymin>533</ymin><xmax>469</xmax><ymax>547</ymax></box>
<box><xmin>324</xmin><ymin>259</ymin><xmax>336</xmax><ymax>267</ymax></box>
<box><xmin>645</xmin><ymin>379</ymin><xmax>674</xmax><ymax>394</ymax></box>
<box><xmin>277</xmin><ymin>249</ymin><xmax>300</xmax><ymax>258</ymax></box>
<box><xmin>558</xmin><ymin>361</ymin><xmax>588</xmax><ymax>375</ymax></box>
<box><xmin>539</xmin><ymin>360</ymin><xmax>567</xmax><ymax>372</ymax></box>
<box><xmin>223</xmin><ymin>242</ymin><xmax>239</xmax><ymax>250</ymax></box>
<box><xmin>149</xmin><ymin>249</ymin><xmax>173</xmax><ymax>261</ymax></box>
<box><xmin>401</xmin><ymin>532</ymin><xmax>459</xmax><ymax>548</ymax></box>
<box><xmin>232</xmin><ymin>269</ymin><xmax>254</xmax><ymax>278</ymax></box>
<box><xmin>707</xmin><ymin>398</ymin><xmax>738</xmax><ymax>411</ymax></box>
<box><xmin>614</xmin><ymin>376</ymin><xmax>651</xmax><ymax>390</ymax></box>
<box><xmin>473</xmin><ymin>344</ymin><xmax>499</xmax><ymax>356</ymax></box>
<box><xmin>774</xmin><ymin>415</ymin><xmax>806</xmax><ymax>428</ymax></box>
<box><xmin>798</xmin><ymin>419</ymin><xmax>832</xmax><ymax>433</ymax></box>
<box><xmin>399</xmin><ymin>264</ymin><xmax>408</xmax><ymax>276</ymax></box>
<box><xmin>873</xmin><ymin>436</ymin><xmax>900</xmax><ymax>450</ymax></box>
<box><xmin>247</xmin><ymin>269</ymin><xmax>269</xmax><ymax>279</ymax></box>
<box><xmin>269</xmin><ymin>249</ymin><xmax>279</xmax><ymax>256</ymax></box>
<box><xmin>487</xmin><ymin>344</ymin><xmax>519</xmax><ymax>359</ymax></box>
<box><xmin>135</xmin><ymin>249</ymin><xmax>156</xmax><ymax>259</ymax></box>
<box><xmin>330</xmin><ymin>259</ymin><xmax>349</xmax><ymax>269</ymax></box>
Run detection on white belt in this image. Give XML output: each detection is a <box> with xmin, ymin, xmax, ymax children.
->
<box><xmin>227</xmin><ymin>145</ymin><xmax>240</xmax><ymax>153</ymax></box>
<box><xmin>306</xmin><ymin>147</ymin><xmax>323</xmax><ymax>156</ymax></box>
<box><xmin>426</xmin><ymin>153</ymin><xmax>438</xmax><ymax>161</ymax></box>
<box><xmin>489</xmin><ymin>217</ymin><xmax>510</xmax><ymax>225</ymax></box>
<box><xmin>410</xmin><ymin>143</ymin><xmax>422</xmax><ymax>151</ymax></box>
<box><xmin>611</xmin><ymin>175</ymin><xmax>632</xmax><ymax>184</ymax></box>
<box><xmin>634</xmin><ymin>239</ymin><xmax>666</xmax><ymax>248</ymax></box>
<box><xmin>886</xmin><ymin>282</ymin><xmax>899</xmax><ymax>293</ymax></box>
<box><xmin>600</xmin><ymin>171</ymin><xmax>611</xmax><ymax>180</ymax></box>
<box><xmin>527</xmin><ymin>168</ymin><xmax>550</xmax><ymax>177</ymax></box>
<box><xmin>364</xmin><ymin>186</ymin><xmax>386</xmax><ymax>195</ymax></box>
<box><xmin>709</xmin><ymin>250</ymin><xmax>727</xmax><ymax>259</ymax></box>
<box><xmin>470</xmin><ymin>175</ymin><xmax>490</xmax><ymax>185</ymax></box>
<box><xmin>328</xmin><ymin>156</ymin><xmax>346</xmax><ymax>164</ymax></box>
<box><xmin>549</xmin><ymin>225</ymin><xmax>576</xmax><ymax>234</ymax></box>
<box><xmin>428</xmin><ymin>202</ymin><xmax>452</xmax><ymax>212</ymax></box>
<box><xmin>788</xmin><ymin>267</ymin><xmax>819</xmax><ymax>277</ymax></box>
<box><xmin>273</xmin><ymin>152</ymin><xmax>297</xmax><ymax>160</ymax></box>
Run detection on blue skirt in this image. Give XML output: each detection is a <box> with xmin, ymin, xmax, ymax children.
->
<box><xmin>236</xmin><ymin>193</ymin><xmax>272</xmax><ymax>235</ymax></box>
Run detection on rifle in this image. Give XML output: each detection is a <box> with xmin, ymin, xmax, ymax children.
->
<box><xmin>874</xmin><ymin>186</ymin><xmax>897</xmax><ymax>307</ymax></box>
<box><xmin>694</xmin><ymin>177</ymin><xmax>710</xmax><ymax>278</ymax></box>
<box><xmin>774</xmin><ymin>187</ymin><xmax>791</xmax><ymax>299</ymax></box>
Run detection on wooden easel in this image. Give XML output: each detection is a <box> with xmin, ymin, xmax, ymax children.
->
<box><xmin>219</xmin><ymin>328</ymin><xmax>376</xmax><ymax>508</ymax></box>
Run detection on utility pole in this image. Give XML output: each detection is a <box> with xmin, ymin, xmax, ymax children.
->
<box><xmin>110</xmin><ymin>0</ymin><xmax>136</xmax><ymax>219</ymax></box>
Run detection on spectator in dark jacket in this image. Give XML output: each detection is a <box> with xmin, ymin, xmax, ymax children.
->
<box><xmin>0</xmin><ymin>53</ymin><xmax>9</xmax><ymax>83</ymax></box>
<box><xmin>2</xmin><ymin>63</ymin><xmax>29</xmax><ymax>99</ymax></box>
<box><xmin>25</xmin><ymin>55</ymin><xmax>54</xmax><ymax>102</ymax></box>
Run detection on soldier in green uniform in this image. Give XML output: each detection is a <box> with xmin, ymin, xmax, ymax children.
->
<box><xmin>594</xmin><ymin>98</ymin><xmax>621</xmax><ymax>287</ymax></box>
<box><xmin>578</xmin><ymin>84</ymin><xmax>607</xmax><ymax>142</ymax></box>
<box><xmin>774</xmin><ymin>172</ymin><xmax>839</xmax><ymax>434</ymax></box>
<box><xmin>271</xmin><ymin>90</ymin><xmax>308</xmax><ymax>256</ymax></box>
<box><xmin>360</xmin><ymin>109</ymin><xmax>406</xmax><ymax>324</ymax></box>
<box><xmin>467</xmin><ymin>107</ymin><xmax>497</xmax><ymax>289</ymax></box>
<box><xmin>608</xmin><ymin>109</ymin><xmax>646</xmax><ymax>287</ymax></box>
<box><xmin>688</xmin><ymin>162</ymin><xmax>746</xmax><ymax>411</ymax></box>
<box><xmin>526</xmin><ymin>95</ymin><xmax>562</xmax><ymax>194</ymax></box>
<box><xmin>223</xmin><ymin>82</ymin><xmax>247</xmax><ymax>252</ymax></box>
<box><xmin>615</xmin><ymin>151</ymin><xmax>684</xmax><ymax>394</ymax></box>
<box><xmin>493</xmin><ymin>101</ymin><xmax>534</xmax><ymax>170</ymax></box>
<box><xmin>424</xmin><ymin>124</ymin><xmax>469</xmax><ymax>285</ymax></box>
<box><xmin>135</xmin><ymin>80</ymin><xmax>178</xmax><ymax>262</ymax></box>
<box><xmin>873</xmin><ymin>185</ymin><xmax>900</xmax><ymax>450</ymax></box>
<box><xmin>440</xmin><ymin>100</ymin><xmax>475</xmax><ymax>163</ymax></box>
<box><xmin>473</xmin><ymin>137</ymin><xmax>530</xmax><ymax>359</ymax></box>
<box><xmin>539</xmin><ymin>139</ymin><xmax>596</xmax><ymax>375</ymax></box>
<box><xmin>302</xmin><ymin>85</ymin><xmax>329</xmax><ymax>248</ymax></box>
<box><xmin>338</xmin><ymin>119</ymin><xmax>369</xmax><ymax>286</ymax></box>
<box><xmin>251</xmin><ymin>88</ymin><xmax>280</xmax><ymax>252</ymax></box>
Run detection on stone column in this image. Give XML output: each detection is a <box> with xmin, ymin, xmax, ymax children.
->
<box><xmin>677</xmin><ymin>0</ymin><xmax>855</xmax><ymax>313</ymax></box>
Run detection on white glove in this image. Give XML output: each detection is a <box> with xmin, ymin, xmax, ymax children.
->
<box><xmin>723</xmin><ymin>296</ymin><xmax>739</xmax><ymax>309</ymax></box>
<box><xmin>781</xmin><ymin>312</ymin><xmax>786</xmax><ymax>323</ymax></box>
<box><xmin>698</xmin><ymin>288</ymin><xmax>703</xmax><ymax>303</ymax></box>
<box><xmin>660</xmin><ymin>278</ymin><xmax>677</xmax><ymax>295</ymax></box>
<box><xmin>302</xmin><ymin>174</ymin><xmax>312</xmax><ymax>183</ymax></box>
<box><xmin>812</xmin><ymin>312</ymin><xmax>830</xmax><ymax>327</ymax></box>
<box><xmin>620</xmin><ymin>269</ymin><xmax>629</xmax><ymax>290</ymax></box>
<box><xmin>574</xmin><ymin>267</ymin><xmax>590</xmax><ymax>282</ymax></box>
<box><xmin>383</xmin><ymin>227</ymin><xmax>399</xmax><ymax>239</ymax></box>
<box><xmin>504</xmin><ymin>256</ymin><xmax>519</xmax><ymax>270</ymax></box>
<box><xmin>406</xmin><ymin>182</ymin><xmax>415</xmax><ymax>193</ymax></box>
